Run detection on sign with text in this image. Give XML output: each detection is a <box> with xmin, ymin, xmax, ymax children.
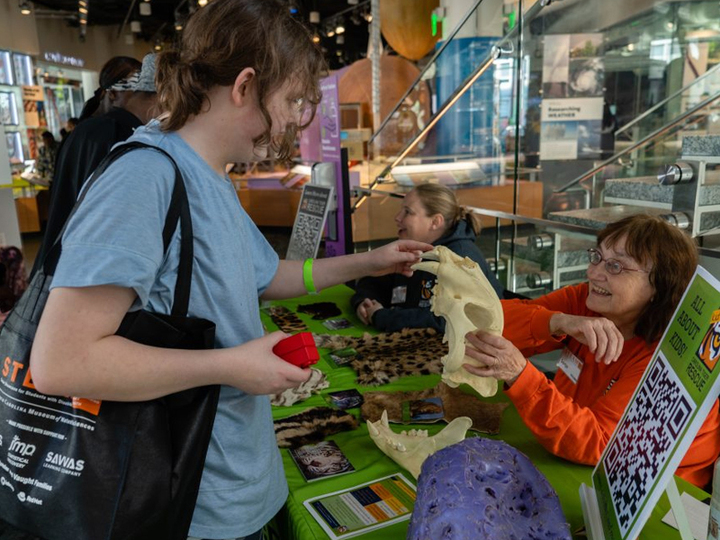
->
<box><xmin>582</xmin><ymin>266</ymin><xmax>720</xmax><ymax>540</ymax></box>
<box><xmin>541</xmin><ymin>33</ymin><xmax>604</xmax><ymax>160</ymax></box>
<box><xmin>21</xmin><ymin>85</ymin><xmax>46</xmax><ymax>128</ymax></box>
<box><xmin>286</xmin><ymin>184</ymin><xmax>334</xmax><ymax>261</ymax></box>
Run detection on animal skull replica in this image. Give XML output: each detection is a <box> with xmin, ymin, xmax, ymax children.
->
<box><xmin>367</xmin><ymin>410</ymin><xmax>472</xmax><ymax>478</ymax></box>
<box><xmin>413</xmin><ymin>246</ymin><xmax>504</xmax><ymax>397</ymax></box>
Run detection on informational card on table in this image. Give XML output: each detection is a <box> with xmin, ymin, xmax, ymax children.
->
<box><xmin>582</xmin><ymin>266</ymin><xmax>720</xmax><ymax>540</ymax></box>
<box><xmin>303</xmin><ymin>473</ymin><xmax>416</xmax><ymax>539</ymax></box>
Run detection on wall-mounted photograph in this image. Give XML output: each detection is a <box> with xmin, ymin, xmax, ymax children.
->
<box><xmin>0</xmin><ymin>91</ymin><xmax>19</xmax><ymax>125</ymax></box>
<box><xmin>12</xmin><ymin>53</ymin><xmax>34</xmax><ymax>86</ymax></box>
<box><xmin>5</xmin><ymin>132</ymin><xmax>24</xmax><ymax>164</ymax></box>
<box><xmin>0</xmin><ymin>51</ymin><xmax>15</xmax><ymax>85</ymax></box>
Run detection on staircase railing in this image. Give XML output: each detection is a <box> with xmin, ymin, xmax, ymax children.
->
<box><xmin>352</xmin><ymin>0</ymin><xmax>554</xmax><ymax>212</ymax></box>
<box><xmin>615</xmin><ymin>62</ymin><xmax>720</xmax><ymax>138</ymax></box>
<box><xmin>554</xmin><ymin>90</ymin><xmax>720</xmax><ymax>195</ymax></box>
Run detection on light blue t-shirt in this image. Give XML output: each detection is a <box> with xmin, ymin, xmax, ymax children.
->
<box><xmin>51</xmin><ymin>122</ymin><xmax>285</xmax><ymax>538</ymax></box>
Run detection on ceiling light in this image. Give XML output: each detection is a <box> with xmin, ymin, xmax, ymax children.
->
<box><xmin>154</xmin><ymin>40</ymin><xmax>163</xmax><ymax>51</ymax></box>
<box><xmin>139</xmin><ymin>2</ymin><xmax>151</xmax><ymax>15</ymax></box>
<box><xmin>130</xmin><ymin>20</ymin><xmax>141</xmax><ymax>32</ymax></box>
<box><xmin>175</xmin><ymin>21</ymin><xmax>183</xmax><ymax>31</ymax></box>
<box><xmin>312</xmin><ymin>34</ymin><xmax>320</xmax><ymax>43</ymax></box>
<box><xmin>309</xmin><ymin>10</ymin><xmax>320</xmax><ymax>23</ymax></box>
<box><xmin>327</xmin><ymin>29</ymin><xmax>335</xmax><ymax>37</ymax></box>
<box><xmin>336</xmin><ymin>34</ymin><xmax>344</xmax><ymax>44</ymax></box>
<box><xmin>335</xmin><ymin>23</ymin><xmax>345</xmax><ymax>34</ymax></box>
<box><xmin>78</xmin><ymin>0</ymin><xmax>88</xmax><ymax>38</ymax></box>
<box><xmin>19</xmin><ymin>0</ymin><xmax>31</xmax><ymax>15</ymax></box>
<box><xmin>198</xmin><ymin>0</ymin><xmax>208</xmax><ymax>7</ymax></box>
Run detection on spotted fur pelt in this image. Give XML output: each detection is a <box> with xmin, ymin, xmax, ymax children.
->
<box><xmin>266</xmin><ymin>305</ymin><xmax>307</xmax><ymax>333</ymax></box>
<box><xmin>274</xmin><ymin>407</ymin><xmax>358</xmax><ymax>449</ymax></box>
<box><xmin>315</xmin><ymin>328</ymin><xmax>447</xmax><ymax>386</ymax></box>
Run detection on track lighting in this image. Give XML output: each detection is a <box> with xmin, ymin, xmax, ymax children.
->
<box><xmin>19</xmin><ymin>0</ymin><xmax>31</xmax><ymax>15</ymax></box>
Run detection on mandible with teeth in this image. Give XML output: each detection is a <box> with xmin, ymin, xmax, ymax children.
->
<box><xmin>366</xmin><ymin>410</ymin><xmax>472</xmax><ymax>478</ymax></box>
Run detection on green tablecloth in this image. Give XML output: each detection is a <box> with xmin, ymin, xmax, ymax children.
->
<box><xmin>264</xmin><ymin>285</ymin><xmax>708</xmax><ymax>540</ymax></box>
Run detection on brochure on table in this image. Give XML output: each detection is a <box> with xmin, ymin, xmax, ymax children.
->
<box><xmin>581</xmin><ymin>266</ymin><xmax>720</xmax><ymax>540</ymax></box>
<box><xmin>303</xmin><ymin>473</ymin><xmax>416</xmax><ymax>539</ymax></box>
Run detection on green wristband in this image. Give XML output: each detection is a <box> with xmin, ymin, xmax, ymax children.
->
<box><xmin>303</xmin><ymin>258</ymin><xmax>318</xmax><ymax>295</ymax></box>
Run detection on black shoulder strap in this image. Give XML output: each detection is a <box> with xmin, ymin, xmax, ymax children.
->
<box><xmin>43</xmin><ymin>141</ymin><xmax>194</xmax><ymax>317</ymax></box>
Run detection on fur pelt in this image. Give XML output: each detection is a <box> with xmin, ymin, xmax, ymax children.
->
<box><xmin>266</xmin><ymin>305</ymin><xmax>308</xmax><ymax>333</ymax></box>
<box><xmin>270</xmin><ymin>368</ymin><xmax>329</xmax><ymax>407</ymax></box>
<box><xmin>315</xmin><ymin>328</ymin><xmax>447</xmax><ymax>386</ymax></box>
<box><xmin>274</xmin><ymin>407</ymin><xmax>358</xmax><ymax>448</ymax></box>
<box><xmin>361</xmin><ymin>382</ymin><xmax>508</xmax><ymax>435</ymax></box>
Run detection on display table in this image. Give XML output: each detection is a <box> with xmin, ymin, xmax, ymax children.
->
<box><xmin>263</xmin><ymin>285</ymin><xmax>709</xmax><ymax>540</ymax></box>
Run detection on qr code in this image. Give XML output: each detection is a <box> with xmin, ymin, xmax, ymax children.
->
<box><xmin>603</xmin><ymin>353</ymin><xmax>694</xmax><ymax>535</ymax></box>
<box><xmin>288</xmin><ymin>213</ymin><xmax>322</xmax><ymax>259</ymax></box>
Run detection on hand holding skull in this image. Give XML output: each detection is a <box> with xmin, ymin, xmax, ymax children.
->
<box><xmin>464</xmin><ymin>330</ymin><xmax>527</xmax><ymax>386</ymax></box>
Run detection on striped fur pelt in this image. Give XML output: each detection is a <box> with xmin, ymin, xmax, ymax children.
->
<box><xmin>274</xmin><ymin>407</ymin><xmax>358</xmax><ymax>448</ymax></box>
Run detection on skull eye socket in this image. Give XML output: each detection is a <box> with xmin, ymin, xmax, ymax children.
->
<box><xmin>464</xmin><ymin>303</ymin><xmax>494</xmax><ymax>330</ymax></box>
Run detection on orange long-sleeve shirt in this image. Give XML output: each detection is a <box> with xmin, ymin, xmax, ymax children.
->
<box><xmin>502</xmin><ymin>282</ymin><xmax>720</xmax><ymax>489</ymax></box>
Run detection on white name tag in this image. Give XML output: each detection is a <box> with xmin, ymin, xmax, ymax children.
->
<box><xmin>556</xmin><ymin>348</ymin><xmax>583</xmax><ymax>384</ymax></box>
<box><xmin>391</xmin><ymin>286</ymin><xmax>407</xmax><ymax>305</ymax></box>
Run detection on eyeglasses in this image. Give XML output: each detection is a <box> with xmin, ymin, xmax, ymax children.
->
<box><xmin>587</xmin><ymin>248</ymin><xmax>649</xmax><ymax>275</ymax></box>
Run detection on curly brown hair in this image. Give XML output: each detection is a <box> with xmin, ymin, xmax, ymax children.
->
<box><xmin>155</xmin><ymin>0</ymin><xmax>325</xmax><ymax>162</ymax></box>
<box><xmin>597</xmin><ymin>214</ymin><xmax>698</xmax><ymax>343</ymax></box>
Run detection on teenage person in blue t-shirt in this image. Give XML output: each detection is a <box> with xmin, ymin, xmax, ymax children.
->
<box><xmin>352</xmin><ymin>183</ymin><xmax>508</xmax><ymax>333</ymax></box>
<box><xmin>29</xmin><ymin>2</ymin><xmax>431</xmax><ymax>539</ymax></box>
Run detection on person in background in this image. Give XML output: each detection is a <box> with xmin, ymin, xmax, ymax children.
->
<box><xmin>58</xmin><ymin>117</ymin><xmax>79</xmax><ymax>147</ymax></box>
<box><xmin>352</xmin><ymin>183</ymin><xmax>507</xmax><ymax>332</ymax></box>
<box><xmin>35</xmin><ymin>131</ymin><xmax>57</xmax><ymax>185</ymax></box>
<box><xmin>66</xmin><ymin>117</ymin><xmax>79</xmax><ymax>132</ymax></box>
<box><xmin>464</xmin><ymin>214</ymin><xmax>720</xmax><ymax>490</ymax></box>
<box><xmin>0</xmin><ymin>246</ymin><xmax>27</xmax><ymax>327</ymax></box>
<box><xmin>32</xmin><ymin>54</ymin><xmax>158</xmax><ymax>276</ymax></box>
<box><xmin>78</xmin><ymin>57</ymin><xmax>142</xmax><ymax>121</ymax></box>
<box><xmin>29</xmin><ymin>1</ymin><xmax>431</xmax><ymax>539</ymax></box>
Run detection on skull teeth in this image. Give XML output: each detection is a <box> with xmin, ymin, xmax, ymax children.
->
<box><xmin>419</xmin><ymin>250</ymin><xmax>440</xmax><ymax>261</ymax></box>
<box><xmin>412</xmin><ymin>261</ymin><xmax>440</xmax><ymax>275</ymax></box>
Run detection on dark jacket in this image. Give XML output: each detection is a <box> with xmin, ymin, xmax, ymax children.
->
<box><xmin>350</xmin><ymin>219</ymin><xmax>504</xmax><ymax>332</ymax></box>
<box><xmin>32</xmin><ymin>107</ymin><xmax>142</xmax><ymax>276</ymax></box>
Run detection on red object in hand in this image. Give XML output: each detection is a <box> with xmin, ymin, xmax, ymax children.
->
<box><xmin>272</xmin><ymin>332</ymin><xmax>319</xmax><ymax>368</ymax></box>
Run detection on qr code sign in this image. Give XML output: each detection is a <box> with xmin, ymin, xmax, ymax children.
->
<box><xmin>602</xmin><ymin>353</ymin><xmax>694</xmax><ymax>535</ymax></box>
<box><xmin>288</xmin><ymin>213</ymin><xmax>323</xmax><ymax>259</ymax></box>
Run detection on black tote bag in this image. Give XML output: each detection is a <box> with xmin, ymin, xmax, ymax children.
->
<box><xmin>0</xmin><ymin>142</ymin><xmax>220</xmax><ymax>540</ymax></box>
